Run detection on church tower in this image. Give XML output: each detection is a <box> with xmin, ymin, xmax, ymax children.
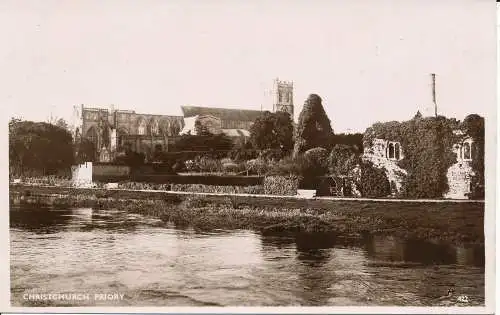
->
<box><xmin>273</xmin><ymin>78</ymin><xmax>294</xmax><ymax>119</ymax></box>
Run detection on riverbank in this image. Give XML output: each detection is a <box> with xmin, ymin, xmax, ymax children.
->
<box><xmin>9</xmin><ymin>184</ymin><xmax>485</xmax><ymax>246</ymax></box>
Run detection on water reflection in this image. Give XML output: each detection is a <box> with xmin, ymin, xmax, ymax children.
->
<box><xmin>364</xmin><ymin>235</ymin><xmax>484</xmax><ymax>267</ymax></box>
<box><xmin>10</xmin><ymin>206</ymin><xmax>164</xmax><ymax>234</ymax></box>
<box><xmin>10</xmin><ymin>205</ymin><xmax>485</xmax><ymax>306</ymax></box>
<box><xmin>10</xmin><ymin>206</ymin><xmax>71</xmax><ymax>234</ymax></box>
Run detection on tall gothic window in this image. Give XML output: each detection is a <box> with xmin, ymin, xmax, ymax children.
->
<box><xmin>86</xmin><ymin>127</ymin><xmax>98</xmax><ymax>143</ymax></box>
<box><xmin>151</xmin><ymin>120</ymin><xmax>159</xmax><ymax>135</ymax></box>
<box><xmin>388</xmin><ymin>143</ymin><xmax>395</xmax><ymax>159</ymax></box>
<box><xmin>463</xmin><ymin>142</ymin><xmax>472</xmax><ymax>160</ymax></box>
<box><xmin>137</xmin><ymin>119</ymin><xmax>147</xmax><ymax>135</ymax></box>
<box><xmin>395</xmin><ymin>143</ymin><xmax>400</xmax><ymax>160</ymax></box>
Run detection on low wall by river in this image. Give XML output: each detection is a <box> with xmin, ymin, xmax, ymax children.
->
<box><xmin>10</xmin><ymin>183</ymin><xmax>484</xmax><ymax>208</ymax></box>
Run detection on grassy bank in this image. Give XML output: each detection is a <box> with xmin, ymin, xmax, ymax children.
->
<box><xmin>9</xmin><ymin>185</ymin><xmax>484</xmax><ymax>245</ymax></box>
<box><xmin>91</xmin><ymin>195</ymin><xmax>483</xmax><ymax>246</ymax></box>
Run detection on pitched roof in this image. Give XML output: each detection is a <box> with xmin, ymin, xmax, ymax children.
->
<box><xmin>181</xmin><ymin>105</ymin><xmax>263</xmax><ymax>122</ymax></box>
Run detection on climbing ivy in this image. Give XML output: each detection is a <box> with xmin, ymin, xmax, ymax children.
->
<box><xmin>461</xmin><ymin>114</ymin><xmax>485</xmax><ymax>198</ymax></box>
<box><xmin>363</xmin><ymin>114</ymin><xmax>467</xmax><ymax>198</ymax></box>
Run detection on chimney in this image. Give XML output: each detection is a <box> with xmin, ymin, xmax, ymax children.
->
<box><xmin>431</xmin><ymin>73</ymin><xmax>437</xmax><ymax>117</ymax></box>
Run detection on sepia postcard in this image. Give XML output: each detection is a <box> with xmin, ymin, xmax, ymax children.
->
<box><xmin>0</xmin><ymin>0</ymin><xmax>497</xmax><ymax>314</ymax></box>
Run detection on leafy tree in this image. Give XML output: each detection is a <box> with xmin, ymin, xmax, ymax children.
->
<box><xmin>293</xmin><ymin>94</ymin><xmax>334</xmax><ymax>156</ymax></box>
<box><xmin>55</xmin><ymin>118</ymin><xmax>69</xmax><ymax>130</ymax></box>
<box><xmin>75</xmin><ymin>138</ymin><xmax>96</xmax><ymax>163</ymax></box>
<box><xmin>9</xmin><ymin>119</ymin><xmax>74</xmax><ymax>176</ymax></box>
<box><xmin>328</xmin><ymin>144</ymin><xmax>361</xmax><ymax>176</ymax></box>
<box><xmin>249</xmin><ymin>111</ymin><xmax>294</xmax><ymax>154</ymax></box>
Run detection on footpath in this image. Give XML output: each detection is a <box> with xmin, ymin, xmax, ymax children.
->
<box><xmin>9</xmin><ymin>183</ymin><xmax>485</xmax><ymax>204</ymax></box>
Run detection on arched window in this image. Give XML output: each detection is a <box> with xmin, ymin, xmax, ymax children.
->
<box><xmin>117</xmin><ymin>128</ymin><xmax>128</xmax><ymax>150</ymax></box>
<box><xmin>388</xmin><ymin>143</ymin><xmax>395</xmax><ymax>159</ymax></box>
<box><xmin>395</xmin><ymin>143</ymin><xmax>400</xmax><ymax>160</ymax></box>
<box><xmin>150</xmin><ymin>119</ymin><xmax>159</xmax><ymax>136</ymax></box>
<box><xmin>85</xmin><ymin>126</ymin><xmax>98</xmax><ymax>144</ymax></box>
<box><xmin>463</xmin><ymin>142</ymin><xmax>471</xmax><ymax>160</ymax></box>
<box><xmin>137</xmin><ymin>118</ymin><xmax>147</xmax><ymax>135</ymax></box>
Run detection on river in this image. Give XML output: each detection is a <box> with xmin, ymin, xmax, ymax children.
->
<box><xmin>10</xmin><ymin>205</ymin><xmax>484</xmax><ymax>307</ymax></box>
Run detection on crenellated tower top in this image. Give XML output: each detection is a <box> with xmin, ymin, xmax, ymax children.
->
<box><xmin>273</xmin><ymin>78</ymin><xmax>294</xmax><ymax>118</ymax></box>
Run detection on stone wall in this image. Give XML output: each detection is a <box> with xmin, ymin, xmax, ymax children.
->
<box><xmin>362</xmin><ymin>138</ymin><xmax>407</xmax><ymax>195</ymax></box>
<box><xmin>92</xmin><ymin>163</ymin><xmax>130</xmax><ymax>177</ymax></box>
<box><xmin>444</xmin><ymin>161</ymin><xmax>474</xmax><ymax>199</ymax></box>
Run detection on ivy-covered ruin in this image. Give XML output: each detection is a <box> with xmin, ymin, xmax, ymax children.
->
<box><xmin>362</xmin><ymin>112</ymin><xmax>484</xmax><ymax>199</ymax></box>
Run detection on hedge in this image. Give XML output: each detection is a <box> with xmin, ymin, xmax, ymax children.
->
<box><xmin>264</xmin><ymin>175</ymin><xmax>300</xmax><ymax>196</ymax></box>
<box><xmin>171</xmin><ymin>184</ymin><xmax>264</xmax><ymax>194</ymax></box>
<box><xmin>94</xmin><ymin>174</ymin><xmax>264</xmax><ymax>186</ymax></box>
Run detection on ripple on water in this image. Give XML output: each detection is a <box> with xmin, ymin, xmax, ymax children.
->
<box><xmin>10</xmin><ymin>205</ymin><xmax>485</xmax><ymax>307</ymax></box>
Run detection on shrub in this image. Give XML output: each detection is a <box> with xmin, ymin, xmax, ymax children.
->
<box><xmin>246</xmin><ymin>158</ymin><xmax>269</xmax><ymax>175</ymax></box>
<box><xmin>328</xmin><ymin>144</ymin><xmax>361</xmax><ymax>176</ymax></box>
<box><xmin>172</xmin><ymin>160</ymin><xmax>187</xmax><ymax>173</ymax></box>
<box><xmin>267</xmin><ymin>150</ymin><xmax>328</xmax><ymax>179</ymax></box>
<box><xmin>303</xmin><ymin>147</ymin><xmax>329</xmax><ymax>177</ymax></box>
<box><xmin>171</xmin><ymin>184</ymin><xmax>264</xmax><ymax>194</ymax></box>
<box><xmin>267</xmin><ymin>156</ymin><xmax>304</xmax><ymax>176</ymax></box>
<box><xmin>129</xmin><ymin>174</ymin><xmax>264</xmax><ymax>186</ymax></box>
<box><xmin>197</xmin><ymin>156</ymin><xmax>222</xmax><ymax>173</ymax></box>
<box><xmin>222</xmin><ymin>162</ymin><xmax>247</xmax><ymax>174</ymax></box>
<box><xmin>358</xmin><ymin>161</ymin><xmax>391</xmax><ymax>198</ymax></box>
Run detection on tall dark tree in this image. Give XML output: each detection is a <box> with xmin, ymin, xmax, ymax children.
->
<box><xmin>249</xmin><ymin>111</ymin><xmax>294</xmax><ymax>154</ymax></box>
<box><xmin>293</xmin><ymin>94</ymin><xmax>334</xmax><ymax>156</ymax></box>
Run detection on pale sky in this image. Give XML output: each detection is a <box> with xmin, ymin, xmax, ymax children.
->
<box><xmin>0</xmin><ymin>0</ymin><xmax>496</xmax><ymax>133</ymax></box>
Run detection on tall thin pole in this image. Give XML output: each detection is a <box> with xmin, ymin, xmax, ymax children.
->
<box><xmin>431</xmin><ymin>73</ymin><xmax>437</xmax><ymax>117</ymax></box>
